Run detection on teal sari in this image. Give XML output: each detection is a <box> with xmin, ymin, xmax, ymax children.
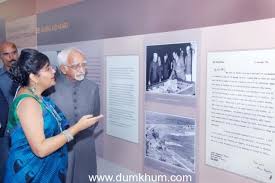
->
<box><xmin>4</xmin><ymin>94</ymin><xmax>68</xmax><ymax>183</ymax></box>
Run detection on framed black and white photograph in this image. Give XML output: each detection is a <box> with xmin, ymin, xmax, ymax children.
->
<box><xmin>144</xmin><ymin>111</ymin><xmax>196</xmax><ymax>174</ymax></box>
<box><xmin>146</xmin><ymin>42</ymin><xmax>197</xmax><ymax>96</ymax></box>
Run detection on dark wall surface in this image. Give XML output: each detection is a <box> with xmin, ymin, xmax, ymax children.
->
<box><xmin>37</xmin><ymin>0</ymin><xmax>275</xmax><ymax>45</ymax></box>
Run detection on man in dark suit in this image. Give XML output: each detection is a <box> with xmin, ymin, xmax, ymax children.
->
<box><xmin>0</xmin><ymin>41</ymin><xmax>18</xmax><ymax>182</ymax></box>
<box><xmin>51</xmin><ymin>48</ymin><xmax>100</xmax><ymax>183</ymax></box>
<box><xmin>0</xmin><ymin>41</ymin><xmax>18</xmax><ymax>105</ymax></box>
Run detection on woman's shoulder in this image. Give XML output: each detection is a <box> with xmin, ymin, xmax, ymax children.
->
<box><xmin>13</xmin><ymin>93</ymin><xmax>39</xmax><ymax>102</ymax></box>
<box><xmin>13</xmin><ymin>93</ymin><xmax>36</xmax><ymax>104</ymax></box>
<box><xmin>8</xmin><ymin>94</ymin><xmax>41</xmax><ymax>131</ymax></box>
<box><xmin>14</xmin><ymin>94</ymin><xmax>41</xmax><ymax>108</ymax></box>
<box><xmin>11</xmin><ymin>93</ymin><xmax>41</xmax><ymax>112</ymax></box>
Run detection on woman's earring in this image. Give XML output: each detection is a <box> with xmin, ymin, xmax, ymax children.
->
<box><xmin>30</xmin><ymin>82</ymin><xmax>37</xmax><ymax>94</ymax></box>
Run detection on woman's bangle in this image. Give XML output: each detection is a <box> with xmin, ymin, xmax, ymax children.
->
<box><xmin>62</xmin><ymin>130</ymin><xmax>74</xmax><ymax>142</ymax></box>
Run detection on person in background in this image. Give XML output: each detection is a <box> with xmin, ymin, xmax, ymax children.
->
<box><xmin>157</xmin><ymin>56</ymin><xmax>163</xmax><ymax>82</ymax></box>
<box><xmin>0</xmin><ymin>41</ymin><xmax>19</xmax><ymax>182</ymax></box>
<box><xmin>170</xmin><ymin>51</ymin><xmax>186</xmax><ymax>81</ymax></box>
<box><xmin>148</xmin><ymin>52</ymin><xmax>159</xmax><ymax>85</ymax></box>
<box><xmin>0</xmin><ymin>41</ymin><xmax>19</xmax><ymax>132</ymax></box>
<box><xmin>162</xmin><ymin>53</ymin><xmax>170</xmax><ymax>80</ymax></box>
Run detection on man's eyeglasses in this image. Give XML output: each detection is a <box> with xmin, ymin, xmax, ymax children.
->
<box><xmin>66</xmin><ymin>62</ymin><xmax>87</xmax><ymax>70</ymax></box>
<box><xmin>1</xmin><ymin>50</ymin><xmax>18</xmax><ymax>57</ymax></box>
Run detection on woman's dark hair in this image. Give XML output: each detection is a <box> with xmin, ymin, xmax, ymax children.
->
<box><xmin>9</xmin><ymin>49</ymin><xmax>50</xmax><ymax>86</ymax></box>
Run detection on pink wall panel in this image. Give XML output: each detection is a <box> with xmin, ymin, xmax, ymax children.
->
<box><xmin>35</xmin><ymin>0</ymin><xmax>82</xmax><ymax>13</ymax></box>
<box><xmin>0</xmin><ymin>0</ymin><xmax>35</xmax><ymax>21</ymax></box>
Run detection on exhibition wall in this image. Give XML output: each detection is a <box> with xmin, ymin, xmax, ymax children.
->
<box><xmin>0</xmin><ymin>0</ymin><xmax>35</xmax><ymax>20</ymax></box>
<box><xmin>35</xmin><ymin>0</ymin><xmax>82</xmax><ymax>13</ymax></box>
<box><xmin>0</xmin><ymin>17</ymin><xmax>5</xmax><ymax>42</ymax></box>
<box><xmin>37</xmin><ymin>19</ymin><xmax>275</xmax><ymax>183</ymax></box>
<box><xmin>35</xmin><ymin>0</ymin><xmax>275</xmax><ymax>45</ymax></box>
<box><xmin>5</xmin><ymin>15</ymin><xmax>37</xmax><ymax>48</ymax></box>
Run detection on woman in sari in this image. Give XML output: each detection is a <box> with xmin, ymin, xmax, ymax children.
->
<box><xmin>4</xmin><ymin>49</ymin><xmax>103</xmax><ymax>183</ymax></box>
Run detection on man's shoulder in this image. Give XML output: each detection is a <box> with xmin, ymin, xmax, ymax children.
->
<box><xmin>82</xmin><ymin>79</ymin><xmax>98</xmax><ymax>88</ymax></box>
<box><xmin>79</xmin><ymin>79</ymin><xmax>99</xmax><ymax>93</ymax></box>
<box><xmin>54</xmin><ymin>74</ymin><xmax>67</xmax><ymax>87</ymax></box>
<box><xmin>0</xmin><ymin>68</ymin><xmax>9</xmax><ymax>86</ymax></box>
<box><xmin>0</xmin><ymin>68</ymin><xmax>6</xmax><ymax>77</ymax></box>
<box><xmin>52</xmin><ymin>80</ymin><xmax>67</xmax><ymax>94</ymax></box>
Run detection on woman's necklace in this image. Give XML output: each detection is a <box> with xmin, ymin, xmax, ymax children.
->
<box><xmin>27</xmin><ymin>87</ymin><xmax>63</xmax><ymax>132</ymax></box>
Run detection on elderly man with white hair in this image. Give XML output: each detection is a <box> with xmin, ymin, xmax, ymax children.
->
<box><xmin>50</xmin><ymin>48</ymin><xmax>100</xmax><ymax>183</ymax></box>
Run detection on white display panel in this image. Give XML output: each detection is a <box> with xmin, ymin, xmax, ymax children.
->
<box><xmin>41</xmin><ymin>50</ymin><xmax>58</xmax><ymax>66</ymax></box>
<box><xmin>106</xmin><ymin>55</ymin><xmax>139</xmax><ymax>143</ymax></box>
<box><xmin>206</xmin><ymin>49</ymin><xmax>275</xmax><ymax>183</ymax></box>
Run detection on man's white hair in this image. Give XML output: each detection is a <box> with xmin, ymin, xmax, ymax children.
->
<box><xmin>57</xmin><ymin>47</ymin><xmax>85</xmax><ymax>67</ymax></box>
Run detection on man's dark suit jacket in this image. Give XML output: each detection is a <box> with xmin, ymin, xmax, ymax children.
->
<box><xmin>0</xmin><ymin>89</ymin><xmax>9</xmax><ymax>183</ymax></box>
<box><xmin>0</xmin><ymin>67</ymin><xmax>16</xmax><ymax>182</ymax></box>
<box><xmin>0</xmin><ymin>89</ymin><xmax>8</xmax><ymax>137</ymax></box>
